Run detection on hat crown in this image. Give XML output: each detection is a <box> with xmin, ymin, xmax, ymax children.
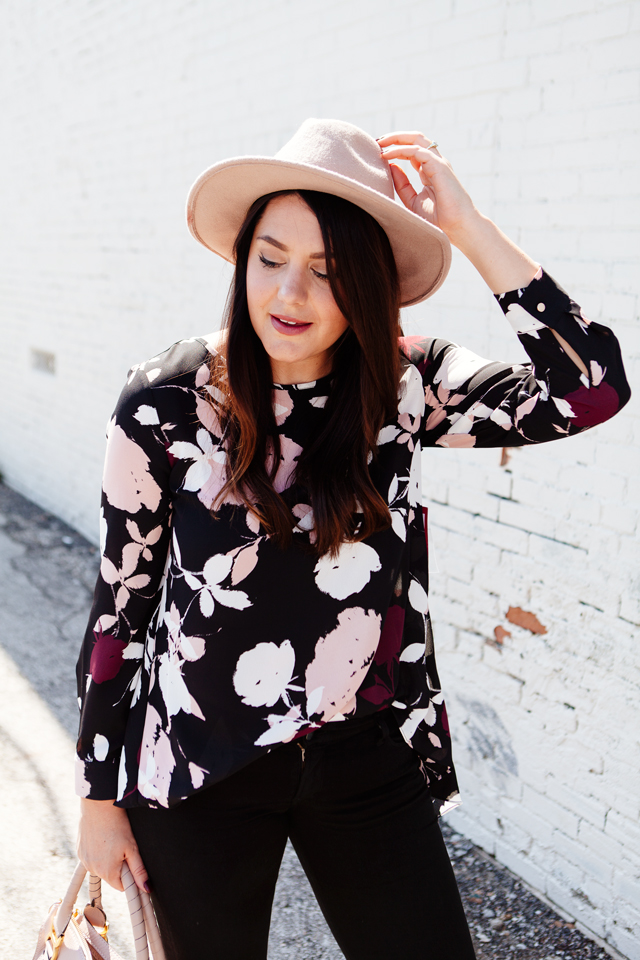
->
<box><xmin>275</xmin><ymin>118</ymin><xmax>395</xmax><ymax>201</ymax></box>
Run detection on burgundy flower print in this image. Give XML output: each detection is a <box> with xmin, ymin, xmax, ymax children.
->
<box><xmin>90</xmin><ymin>625</ymin><xmax>127</xmax><ymax>684</ymax></box>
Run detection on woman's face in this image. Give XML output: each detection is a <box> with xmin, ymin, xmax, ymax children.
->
<box><xmin>246</xmin><ymin>194</ymin><xmax>349</xmax><ymax>384</ymax></box>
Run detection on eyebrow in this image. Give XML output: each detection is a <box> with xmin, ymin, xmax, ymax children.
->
<box><xmin>257</xmin><ymin>234</ymin><xmax>326</xmax><ymax>260</ymax></box>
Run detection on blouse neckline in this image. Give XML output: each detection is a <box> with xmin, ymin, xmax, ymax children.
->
<box><xmin>272</xmin><ymin>371</ymin><xmax>334</xmax><ymax>394</ymax></box>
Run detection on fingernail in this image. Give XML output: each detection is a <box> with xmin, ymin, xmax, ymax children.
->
<box><xmin>143</xmin><ymin>881</ymin><xmax>152</xmax><ymax>894</ymax></box>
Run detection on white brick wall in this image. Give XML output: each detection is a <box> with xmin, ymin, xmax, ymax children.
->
<box><xmin>0</xmin><ymin>1</ymin><xmax>637</xmax><ymax>955</ymax></box>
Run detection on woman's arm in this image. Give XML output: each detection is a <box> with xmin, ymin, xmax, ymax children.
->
<box><xmin>379</xmin><ymin>131</ymin><xmax>629</xmax><ymax>444</ymax></box>
<box><xmin>76</xmin><ymin>367</ymin><xmax>172</xmax><ymax>800</ymax></box>
<box><xmin>399</xmin><ymin>268</ymin><xmax>630</xmax><ymax>448</ymax></box>
<box><xmin>75</xmin><ymin>362</ymin><xmax>174</xmax><ymax>887</ymax></box>
<box><xmin>378</xmin><ymin>132</ymin><xmax>592</xmax><ymax>378</ymax></box>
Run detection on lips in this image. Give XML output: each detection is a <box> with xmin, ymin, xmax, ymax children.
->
<box><xmin>270</xmin><ymin>314</ymin><xmax>312</xmax><ymax>336</ymax></box>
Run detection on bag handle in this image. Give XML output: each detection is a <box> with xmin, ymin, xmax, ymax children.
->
<box><xmin>52</xmin><ymin>861</ymin><xmax>166</xmax><ymax>960</ymax></box>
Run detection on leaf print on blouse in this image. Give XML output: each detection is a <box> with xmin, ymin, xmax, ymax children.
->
<box><xmin>93</xmin><ymin>733</ymin><xmax>109</xmax><ymax>762</ymax></box>
<box><xmin>172</xmin><ymin>532</ymin><xmax>253</xmax><ymax>617</ymax></box>
<box><xmin>89</xmin><ymin>623</ymin><xmax>126</xmax><ymax>683</ymax></box>
<box><xmin>377</xmin><ymin>424</ymin><xmax>401</xmax><ymax>445</ymax></box>
<box><xmin>189</xmin><ymin>762</ymin><xmax>209</xmax><ymax>790</ymax></box>
<box><xmin>194</xmin><ymin>362</ymin><xmax>226</xmax><ymax>437</ymax></box>
<box><xmin>99</xmin><ymin>507</ymin><xmax>107</xmax><ymax>554</ymax></box>
<box><xmin>102</xmin><ymin>421</ymin><xmax>163</xmax><ymax>514</ymax></box>
<box><xmin>388</xmin><ymin>473</ymin><xmax>409</xmax><ymax>542</ymax></box>
<box><xmin>314</xmin><ymin>542</ymin><xmax>382</xmax><ymax>600</ymax></box>
<box><xmin>201</xmin><ymin>553</ymin><xmax>252</xmax><ymax>615</ymax></box>
<box><xmin>292</xmin><ymin>503</ymin><xmax>316</xmax><ymax>542</ymax></box>
<box><xmin>100</xmin><ymin>542</ymin><xmax>150</xmax><ymax>612</ymax></box>
<box><xmin>138</xmin><ymin>705</ymin><xmax>176</xmax><ymax>807</ymax></box>
<box><xmin>408</xmin><ymin>578</ymin><xmax>429</xmax><ymax>615</ymax></box>
<box><xmin>169</xmin><ymin>428</ymin><xmax>240</xmax><ymax>510</ymax></box>
<box><xmin>408</xmin><ymin>444</ymin><xmax>422</xmax><ymax>507</ymax></box>
<box><xmin>397</xmin><ymin>582</ymin><xmax>429</xmax><ymax>664</ymax></box>
<box><xmin>117</xmin><ymin>746</ymin><xmax>128</xmax><ymax>800</ymax></box>
<box><xmin>423</xmin><ymin>383</ymin><xmax>467</xmax><ymax>433</ymax></box>
<box><xmin>230</xmin><ymin>540</ymin><xmax>261</xmax><ymax>585</ymax></box>
<box><xmin>233</xmin><ymin>639</ymin><xmax>303</xmax><ymax>708</ymax></box>
<box><xmin>398</xmin><ymin>364</ymin><xmax>425</xmax><ymax>418</ymax></box>
<box><xmin>432</xmin><ymin>345</ymin><xmax>491</xmax><ymax>391</ymax></box>
<box><xmin>254</xmin><ymin>705</ymin><xmax>307</xmax><ymax>747</ymax></box>
<box><xmin>399</xmin><ymin>704</ymin><xmax>438</xmax><ymax>741</ymax></box>
<box><xmin>266</xmin><ymin>435</ymin><xmax>304</xmax><ymax>493</ymax></box>
<box><xmin>383</xmin><ymin>364</ymin><xmax>424</xmax><ymax>452</ymax></box>
<box><xmin>358</xmin><ymin>604</ymin><xmax>405</xmax><ymax>706</ymax></box>
<box><xmin>273</xmin><ymin>388</ymin><xmax>294</xmax><ymax>425</ymax></box>
<box><xmin>446</xmin><ymin>394</ymin><xmax>533</xmax><ymax>443</ymax></box>
<box><xmin>305</xmin><ymin>608</ymin><xmax>382</xmax><ymax>722</ymax></box>
<box><xmin>562</xmin><ymin>380</ymin><xmax>620</xmax><ymax>428</ymax></box>
<box><xmin>125</xmin><ymin>519</ymin><xmax>164</xmax><ymax>561</ymax></box>
<box><xmin>133</xmin><ymin>404</ymin><xmax>160</xmax><ymax>426</ymax></box>
<box><xmin>590</xmin><ymin>362</ymin><xmax>605</xmax><ymax>386</ymax></box>
<box><xmin>435</xmin><ymin>433</ymin><xmax>477</xmax><ymax>449</ymax></box>
<box><xmin>156</xmin><ymin>602</ymin><xmax>207</xmax><ymax>720</ymax></box>
<box><xmin>504</xmin><ymin>302</ymin><xmax>548</xmax><ymax>338</ymax></box>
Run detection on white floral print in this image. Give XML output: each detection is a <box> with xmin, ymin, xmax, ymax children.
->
<box><xmin>233</xmin><ymin>640</ymin><xmax>302</xmax><ymax>708</ymax></box>
<box><xmin>75</xmin><ymin>270</ymin><xmax>629</xmax><ymax>812</ymax></box>
<box><xmin>314</xmin><ymin>541</ymin><xmax>382</xmax><ymax>600</ymax></box>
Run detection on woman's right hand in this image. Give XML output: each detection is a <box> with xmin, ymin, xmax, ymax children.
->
<box><xmin>378</xmin><ymin>131</ymin><xmax>540</xmax><ymax>294</ymax></box>
<box><xmin>77</xmin><ymin>797</ymin><xmax>149</xmax><ymax>893</ymax></box>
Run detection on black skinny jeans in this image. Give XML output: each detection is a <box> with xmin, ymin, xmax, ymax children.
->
<box><xmin>128</xmin><ymin>711</ymin><xmax>476</xmax><ymax>960</ymax></box>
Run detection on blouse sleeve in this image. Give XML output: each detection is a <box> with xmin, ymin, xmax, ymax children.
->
<box><xmin>400</xmin><ymin>269</ymin><xmax>631</xmax><ymax>448</ymax></box>
<box><xmin>75</xmin><ymin>366</ymin><xmax>173</xmax><ymax>800</ymax></box>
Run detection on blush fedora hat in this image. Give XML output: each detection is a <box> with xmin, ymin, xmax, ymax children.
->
<box><xmin>186</xmin><ymin>118</ymin><xmax>451</xmax><ymax>306</ymax></box>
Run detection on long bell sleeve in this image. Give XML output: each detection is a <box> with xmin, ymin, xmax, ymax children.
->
<box><xmin>400</xmin><ymin>269</ymin><xmax>630</xmax><ymax>448</ymax></box>
<box><xmin>75</xmin><ymin>365</ymin><xmax>174</xmax><ymax>800</ymax></box>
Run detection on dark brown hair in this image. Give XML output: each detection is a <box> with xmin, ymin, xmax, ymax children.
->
<box><xmin>207</xmin><ymin>189</ymin><xmax>402</xmax><ymax>556</ymax></box>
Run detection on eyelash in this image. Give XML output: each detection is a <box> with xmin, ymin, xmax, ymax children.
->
<box><xmin>258</xmin><ymin>253</ymin><xmax>329</xmax><ymax>282</ymax></box>
<box><xmin>258</xmin><ymin>253</ymin><xmax>282</xmax><ymax>269</ymax></box>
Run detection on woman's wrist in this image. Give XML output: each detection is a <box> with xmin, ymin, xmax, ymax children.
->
<box><xmin>440</xmin><ymin>203</ymin><xmax>485</xmax><ymax>251</ymax></box>
<box><xmin>448</xmin><ymin>211</ymin><xmax>540</xmax><ymax>294</ymax></box>
<box><xmin>80</xmin><ymin>797</ymin><xmax>125</xmax><ymax>818</ymax></box>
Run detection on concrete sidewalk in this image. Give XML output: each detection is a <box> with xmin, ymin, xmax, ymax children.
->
<box><xmin>0</xmin><ymin>483</ymin><xmax>342</xmax><ymax>959</ymax></box>
<box><xmin>0</xmin><ymin>482</ymin><xmax>614</xmax><ymax>959</ymax></box>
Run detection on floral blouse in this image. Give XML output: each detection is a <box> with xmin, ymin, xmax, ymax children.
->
<box><xmin>75</xmin><ymin>269</ymin><xmax>630</xmax><ymax>812</ymax></box>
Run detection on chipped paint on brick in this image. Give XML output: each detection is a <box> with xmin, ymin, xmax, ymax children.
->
<box><xmin>505</xmin><ymin>607</ymin><xmax>548</xmax><ymax>635</ymax></box>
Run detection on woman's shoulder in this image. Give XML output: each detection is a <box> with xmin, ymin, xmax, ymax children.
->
<box><xmin>110</xmin><ymin>332</ymin><xmax>227</xmax><ymax>427</ymax></box>
<box><xmin>398</xmin><ymin>334</ymin><xmax>441</xmax><ymax>377</ymax></box>
<box><xmin>125</xmin><ymin>331</ymin><xmax>226</xmax><ymax>391</ymax></box>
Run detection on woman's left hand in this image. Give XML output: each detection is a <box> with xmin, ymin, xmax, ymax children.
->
<box><xmin>377</xmin><ymin>131</ymin><xmax>481</xmax><ymax>247</ymax></box>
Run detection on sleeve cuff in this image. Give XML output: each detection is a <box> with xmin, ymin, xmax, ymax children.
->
<box><xmin>75</xmin><ymin>754</ymin><xmax>119</xmax><ymax>801</ymax></box>
<box><xmin>494</xmin><ymin>268</ymin><xmax>578</xmax><ymax>338</ymax></box>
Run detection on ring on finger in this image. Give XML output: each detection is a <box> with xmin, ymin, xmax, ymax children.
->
<box><xmin>427</xmin><ymin>141</ymin><xmax>439</xmax><ymax>151</ymax></box>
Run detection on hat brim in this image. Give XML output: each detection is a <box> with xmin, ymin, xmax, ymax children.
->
<box><xmin>186</xmin><ymin>157</ymin><xmax>451</xmax><ymax>306</ymax></box>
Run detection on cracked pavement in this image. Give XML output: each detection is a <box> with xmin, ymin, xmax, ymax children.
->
<box><xmin>0</xmin><ymin>482</ymin><xmax>614</xmax><ymax>959</ymax></box>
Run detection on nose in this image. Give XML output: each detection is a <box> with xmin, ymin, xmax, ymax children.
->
<box><xmin>277</xmin><ymin>264</ymin><xmax>308</xmax><ymax>306</ymax></box>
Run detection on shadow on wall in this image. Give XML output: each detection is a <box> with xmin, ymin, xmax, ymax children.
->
<box><xmin>456</xmin><ymin>696</ymin><xmax>519</xmax><ymax>787</ymax></box>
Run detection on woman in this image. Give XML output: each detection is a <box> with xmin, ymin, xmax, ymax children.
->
<box><xmin>76</xmin><ymin>119</ymin><xmax>629</xmax><ymax>959</ymax></box>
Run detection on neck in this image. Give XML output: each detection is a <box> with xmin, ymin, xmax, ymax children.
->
<box><xmin>269</xmin><ymin>355</ymin><xmax>334</xmax><ymax>385</ymax></box>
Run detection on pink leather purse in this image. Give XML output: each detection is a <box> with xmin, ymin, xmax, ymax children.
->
<box><xmin>32</xmin><ymin>861</ymin><xmax>166</xmax><ymax>960</ymax></box>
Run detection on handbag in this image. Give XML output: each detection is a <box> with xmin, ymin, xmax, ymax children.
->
<box><xmin>32</xmin><ymin>861</ymin><xmax>166</xmax><ymax>960</ymax></box>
